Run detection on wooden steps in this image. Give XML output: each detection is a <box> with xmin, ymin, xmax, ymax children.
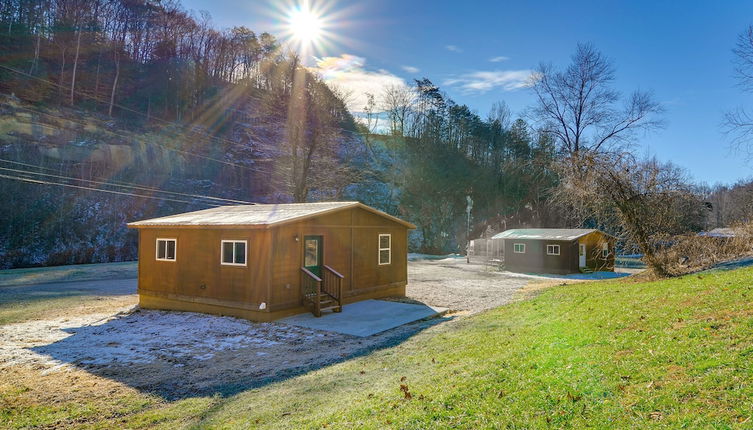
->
<box><xmin>301</xmin><ymin>265</ymin><xmax>344</xmax><ymax>317</ymax></box>
<box><xmin>319</xmin><ymin>294</ymin><xmax>342</xmax><ymax>313</ymax></box>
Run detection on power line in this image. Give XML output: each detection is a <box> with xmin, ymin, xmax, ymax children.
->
<box><xmin>0</xmin><ymin>158</ymin><xmax>253</xmax><ymax>204</ymax></box>
<box><xmin>6</xmin><ymin>101</ymin><xmax>267</xmax><ymax>174</ymax></box>
<box><xmin>0</xmin><ymin>163</ymin><xmax>255</xmax><ymax>205</ymax></box>
<box><xmin>0</xmin><ymin>173</ymin><xmax>221</xmax><ymax>206</ymax></box>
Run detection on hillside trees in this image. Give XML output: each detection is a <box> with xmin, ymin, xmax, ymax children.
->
<box><xmin>275</xmin><ymin>57</ymin><xmax>357</xmax><ymax>202</ymax></box>
<box><xmin>0</xmin><ymin>0</ymin><xmax>282</xmax><ymax>121</ymax></box>
<box><xmin>373</xmin><ymin>79</ymin><xmax>561</xmax><ymax>252</ymax></box>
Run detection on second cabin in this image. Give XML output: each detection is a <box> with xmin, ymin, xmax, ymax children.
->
<box><xmin>494</xmin><ymin>228</ymin><xmax>616</xmax><ymax>274</ymax></box>
<box><xmin>128</xmin><ymin>202</ymin><xmax>415</xmax><ymax>321</ymax></box>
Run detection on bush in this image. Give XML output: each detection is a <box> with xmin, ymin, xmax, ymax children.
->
<box><xmin>652</xmin><ymin>222</ymin><xmax>753</xmax><ymax>276</ymax></box>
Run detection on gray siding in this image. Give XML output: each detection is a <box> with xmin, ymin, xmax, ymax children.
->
<box><xmin>503</xmin><ymin>239</ymin><xmax>579</xmax><ymax>274</ymax></box>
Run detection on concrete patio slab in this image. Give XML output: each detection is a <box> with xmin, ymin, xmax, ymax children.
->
<box><xmin>278</xmin><ymin>299</ymin><xmax>448</xmax><ymax>337</ymax></box>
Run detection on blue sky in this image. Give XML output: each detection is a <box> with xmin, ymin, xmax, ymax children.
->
<box><xmin>182</xmin><ymin>0</ymin><xmax>753</xmax><ymax>185</ymax></box>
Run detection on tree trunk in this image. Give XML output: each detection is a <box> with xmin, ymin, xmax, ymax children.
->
<box><xmin>94</xmin><ymin>51</ymin><xmax>101</xmax><ymax>110</ymax></box>
<box><xmin>109</xmin><ymin>53</ymin><xmax>120</xmax><ymax>117</ymax></box>
<box><xmin>58</xmin><ymin>49</ymin><xmax>66</xmax><ymax>102</ymax></box>
<box><xmin>70</xmin><ymin>28</ymin><xmax>82</xmax><ymax>106</ymax></box>
<box><xmin>29</xmin><ymin>32</ymin><xmax>40</xmax><ymax>74</ymax></box>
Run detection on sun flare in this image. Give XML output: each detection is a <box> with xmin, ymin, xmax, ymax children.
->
<box><xmin>289</xmin><ymin>6</ymin><xmax>323</xmax><ymax>45</ymax></box>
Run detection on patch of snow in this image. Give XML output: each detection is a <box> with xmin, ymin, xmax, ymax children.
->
<box><xmin>490</xmin><ymin>270</ymin><xmax>631</xmax><ymax>281</ymax></box>
<box><xmin>408</xmin><ymin>253</ymin><xmax>463</xmax><ymax>262</ymax></box>
<box><xmin>0</xmin><ymin>306</ymin><xmax>323</xmax><ymax>371</ymax></box>
<box><xmin>709</xmin><ymin>256</ymin><xmax>753</xmax><ymax>271</ymax></box>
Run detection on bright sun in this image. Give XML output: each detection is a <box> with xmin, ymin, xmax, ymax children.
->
<box><xmin>288</xmin><ymin>6</ymin><xmax>322</xmax><ymax>45</ymax></box>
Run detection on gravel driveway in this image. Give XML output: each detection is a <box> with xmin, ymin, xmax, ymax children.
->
<box><xmin>406</xmin><ymin>257</ymin><xmax>531</xmax><ymax>313</ymax></box>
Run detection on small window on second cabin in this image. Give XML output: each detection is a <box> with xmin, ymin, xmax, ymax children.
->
<box><xmin>602</xmin><ymin>242</ymin><xmax>609</xmax><ymax>258</ymax></box>
<box><xmin>378</xmin><ymin>234</ymin><xmax>391</xmax><ymax>265</ymax></box>
<box><xmin>513</xmin><ymin>243</ymin><xmax>525</xmax><ymax>253</ymax></box>
<box><xmin>221</xmin><ymin>240</ymin><xmax>247</xmax><ymax>266</ymax></box>
<box><xmin>156</xmin><ymin>238</ymin><xmax>176</xmax><ymax>261</ymax></box>
<box><xmin>547</xmin><ymin>244</ymin><xmax>560</xmax><ymax>255</ymax></box>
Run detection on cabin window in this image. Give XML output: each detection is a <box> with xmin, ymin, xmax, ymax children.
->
<box><xmin>602</xmin><ymin>242</ymin><xmax>609</xmax><ymax>258</ymax></box>
<box><xmin>156</xmin><ymin>238</ymin><xmax>177</xmax><ymax>261</ymax></box>
<box><xmin>546</xmin><ymin>244</ymin><xmax>560</xmax><ymax>255</ymax></box>
<box><xmin>221</xmin><ymin>240</ymin><xmax>247</xmax><ymax>266</ymax></box>
<box><xmin>513</xmin><ymin>243</ymin><xmax>525</xmax><ymax>253</ymax></box>
<box><xmin>378</xmin><ymin>234</ymin><xmax>391</xmax><ymax>265</ymax></box>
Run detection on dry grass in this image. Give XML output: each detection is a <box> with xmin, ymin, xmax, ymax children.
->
<box><xmin>652</xmin><ymin>222</ymin><xmax>753</xmax><ymax>276</ymax></box>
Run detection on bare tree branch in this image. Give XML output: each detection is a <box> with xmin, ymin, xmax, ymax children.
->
<box><xmin>529</xmin><ymin>43</ymin><xmax>663</xmax><ymax>156</ymax></box>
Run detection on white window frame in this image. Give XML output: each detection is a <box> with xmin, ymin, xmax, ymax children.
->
<box><xmin>378</xmin><ymin>233</ymin><xmax>392</xmax><ymax>265</ymax></box>
<box><xmin>513</xmin><ymin>243</ymin><xmax>525</xmax><ymax>254</ymax></box>
<box><xmin>155</xmin><ymin>238</ymin><xmax>177</xmax><ymax>262</ymax></box>
<box><xmin>546</xmin><ymin>244</ymin><xmax>561</xmax><ymax>256</ymax></box>
<box><xmin>221</xmin><ymin>240</ymin><xmax>248</xmax><ymax>267</ymax></box>
<box><xmin>602</xmin><ymin>242</ymin><xmax>609</xmax><ymax>258</ymax></box>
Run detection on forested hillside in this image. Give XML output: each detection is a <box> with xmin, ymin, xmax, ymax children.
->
<box><xmin>0</xmin><ymin>0</ymin><xmax>575</xmax><ymax>268</ymax></box>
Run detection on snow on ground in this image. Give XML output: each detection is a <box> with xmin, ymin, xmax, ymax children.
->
<box><xmin>0</xmin><ymin>306</ymin><xmax>323</xmax><ymax>370</ymax></box>
<box><xmin>503</xmin><ymin>270</ymin><xmax>632</xmax><ymax>281</ymax></box>
<box><xmin>710</xmin><ymin>256</ymin><xmax>753</xmax><ymax>271</ymax></box>
<box><xmin>408</xmin><ymin>253</ymin><xmax>464</xmax><ymax>262</ymax></box>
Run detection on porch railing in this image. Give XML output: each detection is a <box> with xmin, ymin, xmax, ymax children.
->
<box><xmin>322</xmin><ymin>265</ymin><xmax>343</xmax><ymax>312</ymax></box>
<box><xmin>300</xmin><ymin>267</ymin><xmax>322</xmax><ymax>317</ymax></box>
<box><xmin>300</xmin><ymin>265</ymin><xmax>343</xmax><ymax>317</ymax></box>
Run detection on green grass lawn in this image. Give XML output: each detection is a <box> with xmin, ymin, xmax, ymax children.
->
<box><xmin>0</xmin><ymin>261</ymin><xmax>137</xmax><ymax>287</ymax></box>
<box><xmin>5</xmin><ymin>267</ymin><xmax>753</xmax><ymax>429</ymax></box>
<box><xmin>0</xmin><ymin>262</ymin><xmax>137</xmax><ymax>325</ymax></box>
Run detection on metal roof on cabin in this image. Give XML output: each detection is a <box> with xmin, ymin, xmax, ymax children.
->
<box><xmin>491</xmin><ymin>228</ymin><xmax>600</xmax><ymax>241</ymax></box>
<box><xmin>128</xmin><ymin>202</ymin><xmax>415</xmax><ymax>228</ymax></box>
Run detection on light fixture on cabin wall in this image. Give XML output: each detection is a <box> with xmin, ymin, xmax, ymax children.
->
<box><xmin>294</xmin><ymin>234</ymin><xmax>300</xmax><ymax>242</ymax></box>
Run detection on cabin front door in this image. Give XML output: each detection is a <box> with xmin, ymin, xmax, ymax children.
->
<box><xmin>579</xmin><ymin>243</ymin><xmax>586</xmax><ymax>268</ymax></box>
<box><xmin>304</xmin><ymin>235</ymin><xmax>323</xmax><ymax>277</ymax></box>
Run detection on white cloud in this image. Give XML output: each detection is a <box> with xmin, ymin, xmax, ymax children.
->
<box><xmin>310</xmin><ymin>54</ymin><xmax>408</xmax><ymax>112</ymax></box>
<box><xmin>445</xmin><ymin>45</ymin><xmax>462</xmax><ymax>53</ymax></box>
<box><xmin>443</xmin><ymin>69</ymin><xmax>533</xmax><ymax>94</ymax></box>
<box><xmin>401</xmin><ymin>65</ymin><xmax>420</xmax><ymax>74</ymax></box>
<box><xmin>489</xmin><ymin>56</ymin><xmax>510</xmax><ymax>63</ymax></box>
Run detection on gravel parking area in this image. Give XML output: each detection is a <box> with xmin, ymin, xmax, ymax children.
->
<box><xmin>406</xmin><ymin>257</ymin><xmax>532</xmax><ymax>313</ymax></box>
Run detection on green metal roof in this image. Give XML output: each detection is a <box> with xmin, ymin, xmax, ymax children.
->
<box><xmin>491</xmin><ymin>228</ymin><xmax>601</xmax><ymax>241</ymax></box>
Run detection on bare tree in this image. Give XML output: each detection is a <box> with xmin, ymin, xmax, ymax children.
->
<box><xmin>381</xmin><ymin>84</ymin><xmax>415</xmax><ymax>137</ymax></box>
<box><xmin>555</xmin><ymin>152</ymin><xmax>705</xmax><ymax>276</ymax></box>
<box><xmin>529</xmin><ymin>43</ymin><xmax>664</xmax><ymax>155</ymax></box>
<box><xmin>724</xmin><ymin>25</ymin><xmax>753</xmax><ymax>156</ymax></box>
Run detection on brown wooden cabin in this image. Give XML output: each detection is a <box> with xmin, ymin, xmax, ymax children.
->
<box><xmin>127</xmin><ymin>202</ymin><xmax>416</xmax><ymax>322</ymax></box>
<box><xmin>494</xmin><ymin>229</ymin><xmax>616</xmax><ymax>275</ymax></box>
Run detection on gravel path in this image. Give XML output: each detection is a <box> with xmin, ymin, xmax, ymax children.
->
<box><xmin>406</xmin><ymin>257</ymin><xmax>532</xmax><ymax>313</ymax></box>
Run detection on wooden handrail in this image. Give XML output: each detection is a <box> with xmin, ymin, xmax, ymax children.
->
<box><xmin>321</xmin><ymin>265</ymin><xmax>343</xmax><ymax>314</ymax></box>
<box><xmin>323</xmin><ymin>265</ymin><xmax>344</xmax><ymax>279</ymax></box>
<box><xmin>301</xmin><ymin>265</ymin><xmax>343</xmax><ymax>317</ymax></box>
<box><xmin>300</xmin><ymin>267</ymin><xmax>322</xmax><ymax>317</ymax></box>
<box><xmin>300</xmin><ymin>266</ymin><xmax>322</xmax><ymax>282</ymax></box>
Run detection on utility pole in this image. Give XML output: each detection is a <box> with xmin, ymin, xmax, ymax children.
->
<box><xmin>466</xmin><ymin>195</ymin><xmax>473</xmax><ymax>264</ymax></box>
